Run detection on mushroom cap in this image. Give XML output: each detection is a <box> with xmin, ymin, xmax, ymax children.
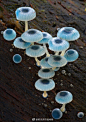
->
<box><xmin>25</xmin><ymin>45</ymin><xmax>45</xmax><ymax>57</ymax></box>
<box><xmin>54</xmin><ymin>67</ymin><xmax>60</xmax><ymax>71</ymax></box>
<box><xmin>13</xmin><ymin>54</ymin><xmax>22</xmax><ymax>63</ymax></box>
<box><xmin>64</xmin><ymin>49</ymin><xmax>79</xmax><ymax>62</ymax></box>
<box><xmin>48</xmin><ymin>55</ymin><xmax>67</xmax><ymax>67</ymax></box>
<box><xmin>55</xmin><ymin>91</ymin><xmax>73</xmax><ymax>104</ymax></box>
<box><xmin>15</xmin><ymin>7</ymin><xmax>36</xmax><ymax>21</ymax></box>
<box><xmin>3</xmin><ymin>29</ymin><xmax>16</xmax><ymax>41</ymax></box>
<box><xmin>57</xmin><ymin>27</ymin><xmax>80</xmax><ymax>41</ymax></box>
<box><xmin>35</xmin><ymin>79</ymin><xmax>55</xmax><ymax>91</ymax></box>
<box><xmin>21</xmin><ymin>29</ymin><xmax>43</xmax><ymax>42</ymax></box>
<box><xmin>38</xmin><ymin>68</ymin><xmax>55</xmax><ymax>78</ymax></box>
<box><xmin>48</xmin><ymin>37</ymin><xmax>69</xmax><ymax>51</ymax></box>
<box><xmin>77</xmin><ymin>112</ymin><xmax>84</xmax><ymax>118</ymax></box>
<box><xmin>52</xmin><ymin>108</ymin><xmax>63</xmax><ymax>120</ymax></box>
<box><xmin>13</xmin><ymin>37</ymin><xmax>31</xmax><ymax>49</ymax></box>
<box><xmin>40</xmin><ymin>57</ymin><xmax>52</xmax><ymax>68</ymax></box>
<box><xmin>38</xmin><ymin>32</ymin><xmax>52</xmax><ymax>44</ymax></box>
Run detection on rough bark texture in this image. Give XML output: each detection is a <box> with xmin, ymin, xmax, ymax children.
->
<box><xmin>0</xmin><ymin>0</ymin><xmax>86</xmax><ymax>122</ymax></box>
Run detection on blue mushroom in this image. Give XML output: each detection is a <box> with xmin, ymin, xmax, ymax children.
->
<box><xmin>48</xmin><ymin>55</ymin><xmax>67</xmax><ymax>67</ymax></box>
<box><xmin>40</xmin><ymin>57</ymin><xmax>52</xmax><ymax>68</ymax></box>
<box><xmin>35</xmin><ymin>79</ymin><xmax>55</xmax><ymax>98</ymax></box>
<box><xmin>15</xmin><ymin>7</ymin><xmax>36</xmax><ymax>31</ymax></box>
<box><xmin>55</xmin><ymin>91</ymin><xmax>73</xmax><ymax>112</ymax></box>
<box><xmin>13</xmin><ymin>37</ymin><xmax>31</xmax><ymax>49</ymax></box>
<box><xmin>77</xmin><ymin>112</ymin><xmax>84</xmax><ymax>118</ymax></box>
<box><xmin>64</xmin><ymin>49</ymin><xmax>79</xmax><ymax>62</ymax></box>
<box><xmin>13</xmin><ymin>54</ymin><xmax>22</xmax><ymax>64</ymax></box>
<box><xmin>38</xmin><ymin>68</ymin><xmax>55</xmax><ymax>79</ymax></box>
<box><xmin>52</xmin><ymin>108</ymin><xmax>63</xmax><ymax>120</ymax></box>
<box><xmin>3</xmin><ymin>28</ymin><xmax>16</xmax><ymax>41</ymax></box>
<box><xmin>21</xmin><ymin>29</ymin><xmax>43</xmax><ymax>43</ymax></box>
<box><xmin>57</xmin><ymin>27</ymin><xmax>80</xmax><ymax>41</ymax></box>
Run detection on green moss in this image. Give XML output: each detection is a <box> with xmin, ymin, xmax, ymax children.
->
<box><xmin>0</xmin><ymin>6</ymin><xmax>3</xmax><ymax>12</ymax></box>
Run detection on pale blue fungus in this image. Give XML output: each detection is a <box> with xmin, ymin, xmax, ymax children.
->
<box><xmin>13</xmin><ymin>37</ymin><xmax>31</xmax><ymax>49</ymax></box>
<box><xmin>64</xmin><ymin>49</ymin><xmax>79</xmax><ymax>62</ymax></box>
<box><xmin>57</xmin><ymin>27</ymin><xmax>80</xmax><ymax>41</ymax></box>
<box><xmin>38</xmin><ymin>68</ymin><xmax>55</xmax><ymax>78</ymax></box>
<box><xmin>40</xmin><ymin>57</ymin><xmax>52</xmax><ymax>68</ymax></box>
<box><xmin>38</xmin><ymin>32</ymin><xmax>52</xmax><ymax>44</ymax></box>
<box><xmin>52</xmin><ymin>108</ymin><xmax>63</xmax><ymax>120</ymax></box>
<box><xmin>55</xmin><ymin>91</ymin><xmax>73</xmax><ymax>104</ymax></box>
<box><xmin>77</xmin><ymin>112</ymin><xmax>84</xmax><ymax>118</ymax></box>
<box><xmin>35</xmin><ymin>79</ymin><xmax>55</xmax><ymax>91</ymax></box>
<box><xmin>3</xmin><ymin>29</ymin><xmax>16</xmax><ymax>41</ymax></box>
<box><xmin>15</xmin><ymin>7</ymin><xmax>36</xmax><ymax>21</ymax></box>
<box><xmin>48</xmin><ymin>37</ymin><xmax>69</xmax><ymax>51</ymax></box>
<box><xmin>21</xmin><ymin>29</ymin><xmax>43</xmax><ymax>42</ymax></box>
<box><xmin>48</xmin><ymin>55</ymin><xmax>67</xmax><ymax>67</ymax></box>
<box><xmin>25</xmin><ymin>45</ymin><xmax>45</xmax><ymax>57</ymax></box>
<box><xmin>13</xmin><ymin>54</ymin><xmax>22</xmax><ymax>63</ymax></box>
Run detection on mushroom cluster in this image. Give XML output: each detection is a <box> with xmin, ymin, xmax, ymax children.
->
<box><xmin>2</xmin><ymin>6</ymin><xmax>82</xmax><ymax>120</ymax></box>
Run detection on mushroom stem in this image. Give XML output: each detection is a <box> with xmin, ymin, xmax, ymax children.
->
<box><xmin>60</xmin><ymin>104</ymin><xmax>66</xmax><ymax>112</ymax></box>
<box><xmin>60</xmin><ymin>50</ymin><xmax>66</xmax><ymax>56</ymax></box>
<box><xmin>43</xmin><ymin>91</ymin><xmax>48</xmax><ymax>98</ymax></box>
<box><xmin>43</xmin><ymin>43</ymin><xmax>50</xmax><ymax>57</ymax></box>
<box><xmin>55</xmin><ymin>51</ymin><xmax>59</xmax><ymax>55</ymax></box>
<box><xmin>31</xmin><ymin>42</ymin><xmax>34</xmax><ymax>45</ymax></box>
<box><xmin>52</xmin><ymin>67</ymin><xmax>56</xmax><ymax>70</ymax></box>
<box><xmin>25</xmin><ymin>21</ymin><xmax>28</xmax><ymax>32</ymax></box>
<box><xmin>35</xmin><ymin>57</ymin><xmax>40</xmax><ymax>66</ymax></box>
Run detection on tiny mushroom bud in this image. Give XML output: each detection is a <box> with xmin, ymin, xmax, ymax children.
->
<box><xmin>38</xmin><ymin>68</ymin><xmax>55</xmax><ymax>79</ymax></box>
<box><xmin>64</xmin><ymin>49</ymin><xmax>79</xmax><ymax>62</ymax></box>
<box><xmin>3</xmin><ymin>28</ymin><xmax>16</xmax><ymax>41</ymax></box>
<box><xmin>57</xmin><ymin>27</ymin><xmax>80</xmax><ymax>41</ymax></box>
<box><xmin>55</xmin><ymin>91</ymin><xmax>73</xmax><ymax>112</ymax></box>
<box><xmin>13</xmin><ymin>54</ymin><xmax>22</xmax><ymax>64</ymax></box>
<box><xmin>52</xmin><ymin>108</ymin><xmax>63</xmax><ymax>120</ymax></box>
<box><xmin>35</xmin><ymin>79</ymin><xmax>55</xmax><ymax>98</ymax></box>
<box><xmin>77</xmin><ymin>112</ymin><xmax>84</xmax><ymax>118</ymax></box>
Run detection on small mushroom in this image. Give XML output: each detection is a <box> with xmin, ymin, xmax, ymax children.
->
<box><xmin>38</xmin><ymin>32</ymin><xmax>52</xmax><ymax>57</ymax></box>
<box><xmin>57</xmin><ymin>27</ymin><xmax>80</xmax><ymax>41</ymax></box>
<box><xmin>21</xmin><ymin>29</ymin><xmax>43</xmax><ymax>44</ymax></box>
<box><xmin>48</xmin><ymin>55</ymin><xmax>67</xmax><ymax>68</ymax></box>
<box><xmin>15</xmin><ymin>7</ymin><xmax>36</xmax><ymax>31</ymax></box>
<box><xmin>13</xmin><ymin>37</ymin><xmax>31</xmax><ymax>49</ymax></box>
<box><xmin>52</xmin><ymin>108</ymin><xmax>63</xmax><ymax>120</ymax></box>
<box><xmin>25</xmin><ymin>45</ymin><xmax>45</xmax><ymax>66</ymax></box>
<box><xmin>64</xmin><ymin>49</ymin><xmax>79</xmax><ymax>62</ymax></box>
<box><xmin>38</xmin><ymin>68</ymin><xmax>55</xmax><ymax>79</ymax></box>
<box><xmin>12</xmin><ymin>54</ymin><xmax>22</xmax><ymax>63</ymax></box>
<box><xmin>35</xmin><ymin>79</ymin><xmax>55</xmax><ymax>98</ymax></box>
<box><xmin>55</xmin><ymin>91</ymin><xmax>73</xmax><ymax>112</ymax></box>
<box><xmin>3</xmin><ymin>28</ymin><xmax>16</xmax><ymax>41</ymax></box>
<box><xmin>77</xmin><ymin>112</ymin><xmax>84</xmax><ymax>118</ymax></box>
<box><xmin>48</xmin><ymin>37</ymin><xmax>69</xmax><ymax>56</ymax></box>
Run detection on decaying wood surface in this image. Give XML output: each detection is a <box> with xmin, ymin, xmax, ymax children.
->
<box><xmin>0</xmin><ymin>0</ymin><xmax>86</xmax><ymax>122</ymax></box>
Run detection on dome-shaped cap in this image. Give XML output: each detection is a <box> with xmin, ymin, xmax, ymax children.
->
<box><xmin>25</xmin><ymin>45</ymin><xmax>45</xmax><ymax>57</ymax></box>
<box><xmin>48</xmin><ymin>55</ymin><xmax>67</xmax><ymax>67</ymax></box>
<box><xmin>55</xmin><ymin>91</ymin><xmax>73</xmax><ymax>104</ymax></box>
<box><xmin>15</xmin><ymin>7</ymin><xmax>36</xmax><ymax>21</ymax></box>
<box><xmin>40</xmin><ymin>57</ymin><xmax>52</xmax><ymax>68</ymax></box>
<box><xmin>64</xmin><ymin>49</ymin><xmax>79</xmax><ymax>62</ymax></box>
<box><xmin>35</xmin><ymin>79</ymin><xmax>55</xmax><ymax>91</ymax></box>
<box><xmin>3</xmin><ymin>29</ymin><xmax>16</xmax><ymax>41</ymax></box>
<box><xmin>48</xmin><ymin>37</ymin><xmax>69</xmax><ymax>51</ymax></box>
<box><xmin>13</xmin><ymin>54</ymin><xmax>22</xmax><ymax>63</ymax></box>
<box><xmin>21</xmin><ymin>29</ymin><xmax>43</xmax><ymax>42</ymax></box>
<box><xmin>57</xmin><ymin>27</ymin><xmax>80</xmax><ymax>41</ymax></box>
<box><xmin>38</xmin><ymin>68</ymin><xmax>55</xmax><ymax>79</ymax></box>
<box><xmin>13</xmin><ymin>37</ymin><xmax>31</xmax><ymax>49</ymax></box>
<box><xmin>52</xmin><ymin>108</ymin><xmax>63</xmax><ymax>120</ymax></box>
<box><xmin>38</xmin><ymin>32</ymin><xmax>52</xmax><ymax>44</ymax></box>
<box><xmin>77</xmin><ymin>112</ymin><xmax>84</xmax><ymax>118</ymax></box>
